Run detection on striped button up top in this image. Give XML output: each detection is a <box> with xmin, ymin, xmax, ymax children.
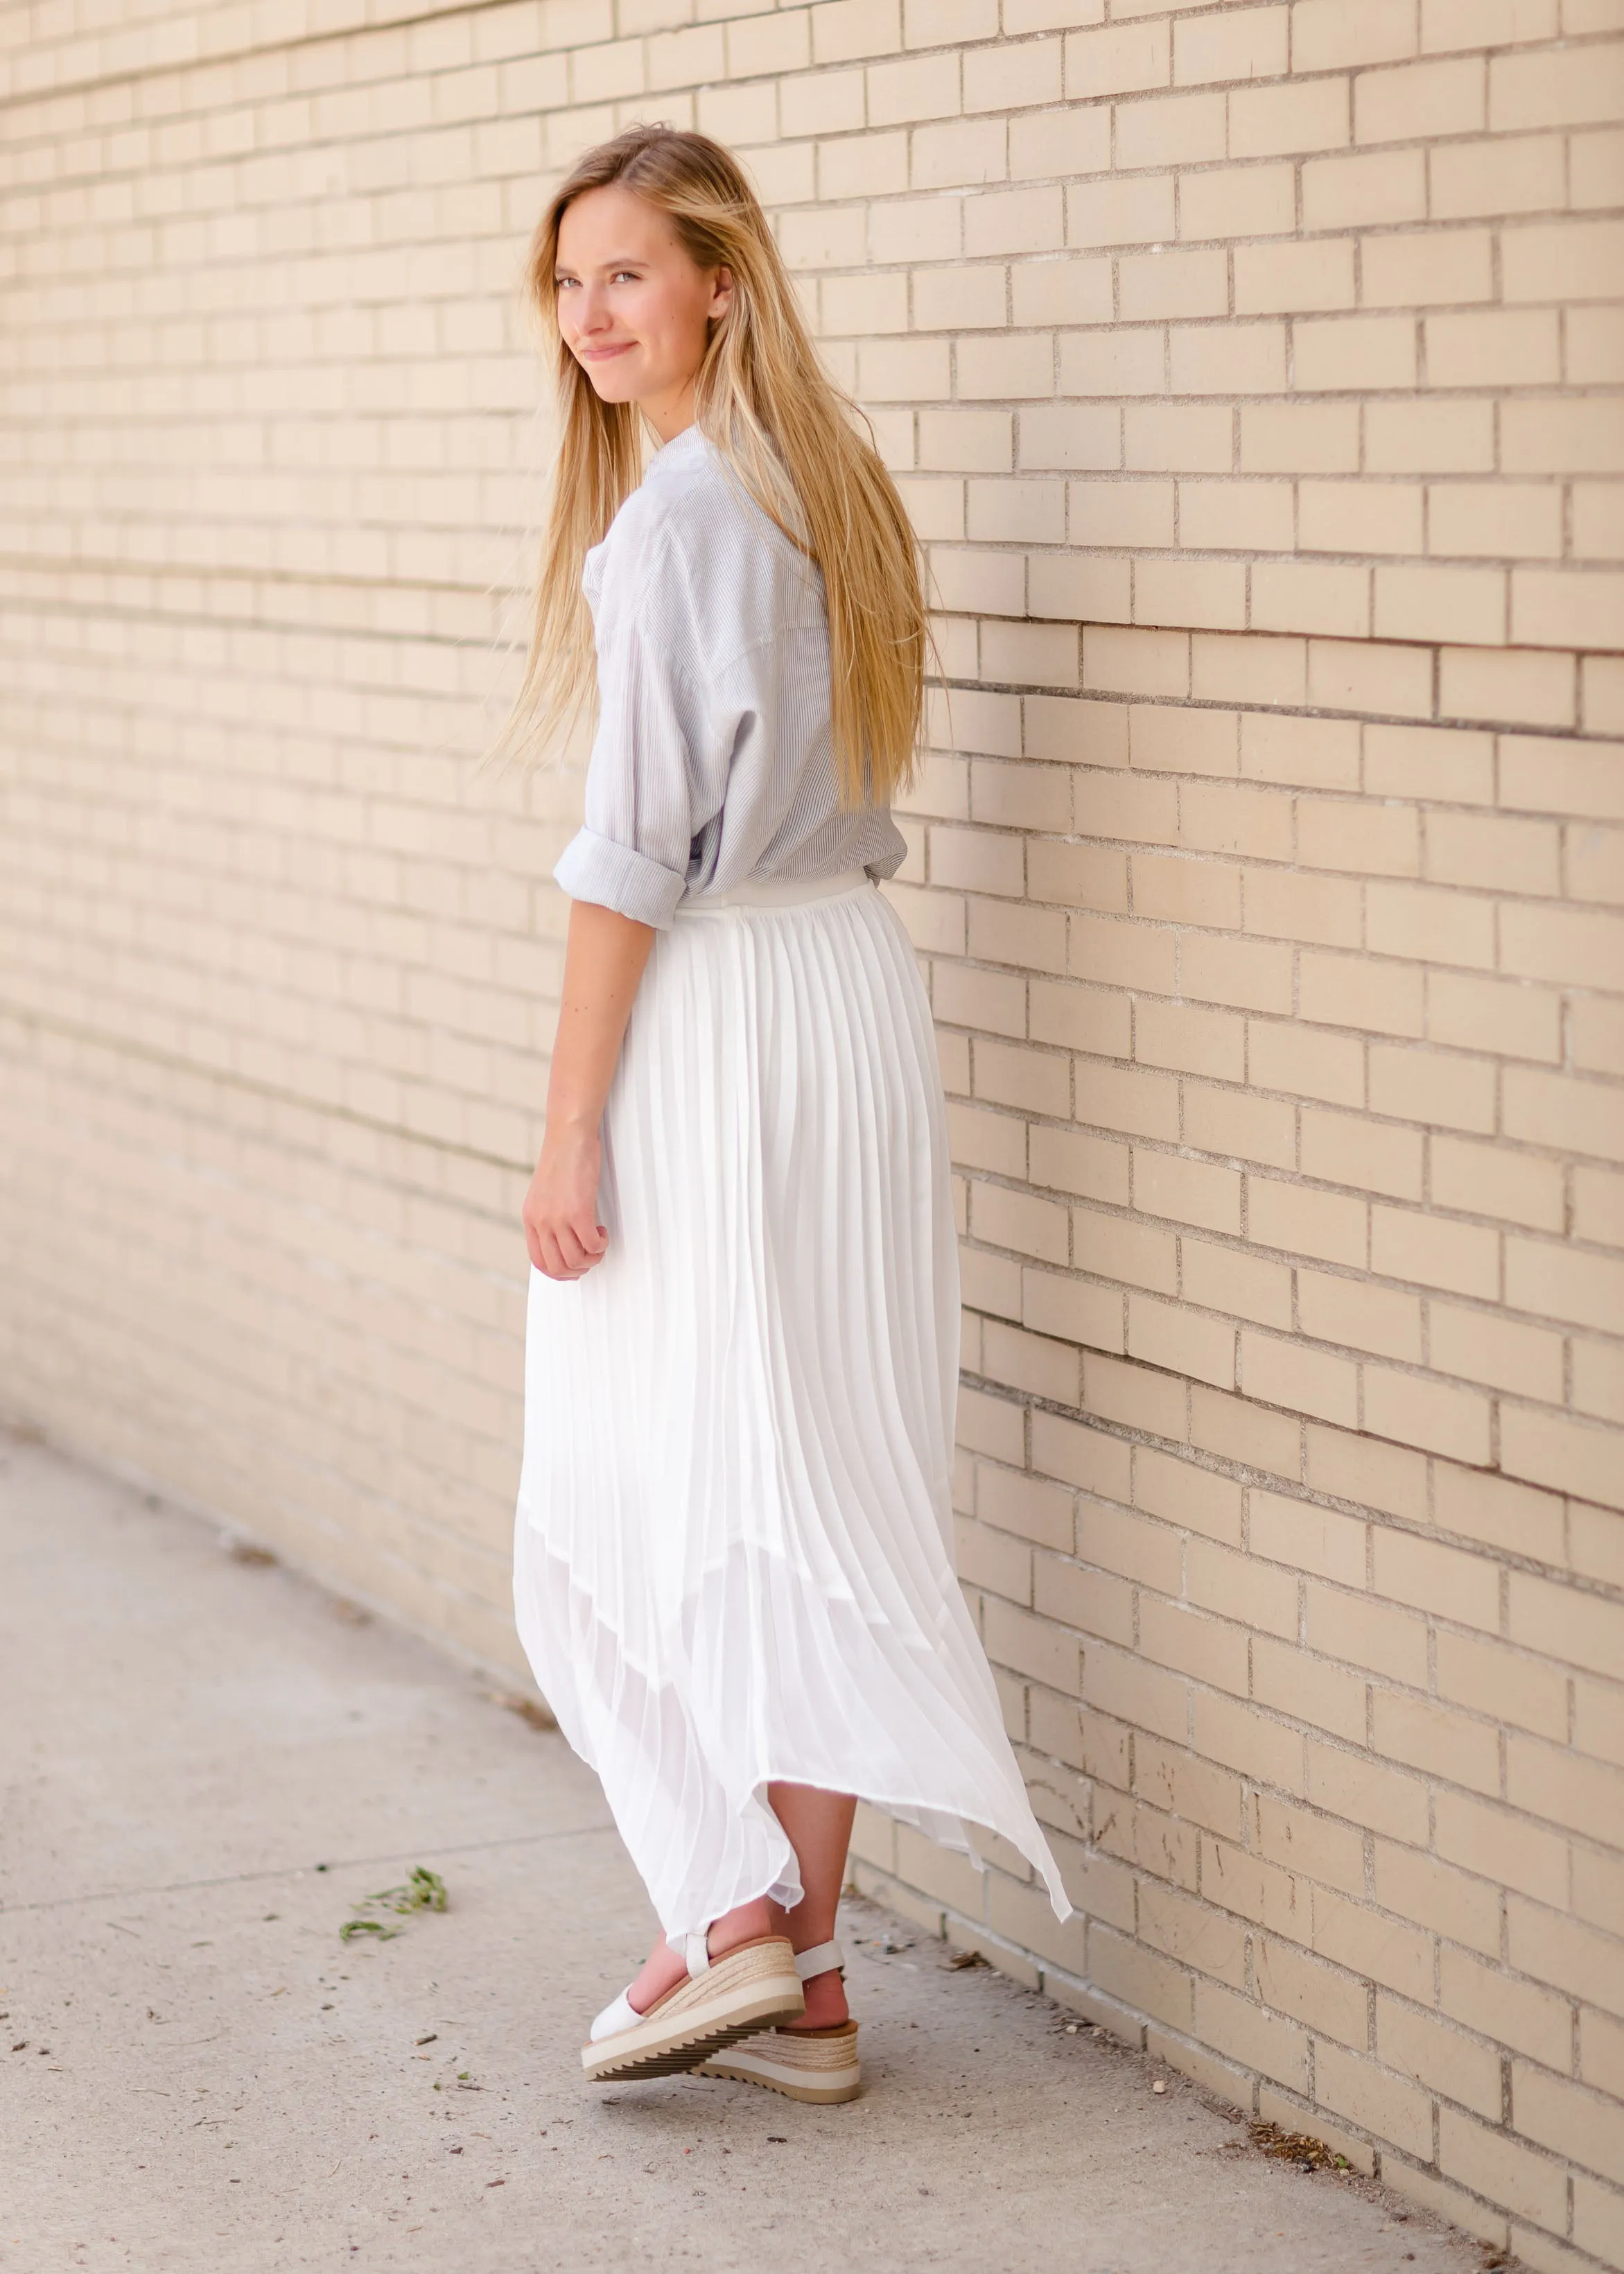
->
<box><xmin>551</xmin><ymin>424</ymin><xmax>908</xmax><ymax>929</ymax></box>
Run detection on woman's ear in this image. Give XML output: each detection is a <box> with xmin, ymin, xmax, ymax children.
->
<box><xmin>708</xmin><ymin>265</ymin><xmax>734</xmax><ymax>324</ymax></box>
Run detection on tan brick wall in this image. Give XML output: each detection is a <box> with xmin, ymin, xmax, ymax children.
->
<box><xmin>1</xmin><ymin>1</ymin><xmax>1621</xmax><ymax>2261</ymax></box>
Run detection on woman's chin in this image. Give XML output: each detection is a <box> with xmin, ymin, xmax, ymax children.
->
<box><xmin>579</xmin><ymin>358</ymin><xmax>648</xmax><ymax>405</ymax></box>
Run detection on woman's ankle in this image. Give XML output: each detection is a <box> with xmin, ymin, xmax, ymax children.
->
<box><xmin>706</xmin><ymin>1897</ymin><xmax>774</xmax><ymax>1959</ymax></box>
<box><xmin>786</xmin><ymin>1967</ymin><xmax>848</xmax><ymax>2029</ymax></box>
<box><xmin>625</xmin><ymin>1897</ymin><xmax>786</xmax><ymax>2016</ymax></box>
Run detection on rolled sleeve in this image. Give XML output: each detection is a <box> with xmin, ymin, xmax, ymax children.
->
<box><xmin>553</xmin><ymin>526</ymin><xmax>713</xmax><ymax>930</ymax></box>
<box><xmin>552</xmin><ymin>824</ymin><xmax>688</xmax><ymax>928</ymax></box>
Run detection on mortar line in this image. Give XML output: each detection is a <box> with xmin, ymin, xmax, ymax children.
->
<box><xmin>0</xmin><ymin>997</ymin><xmax>534</xmax><ymax>1179</ymax></box>
<box><xmin>0</xmin><ymin>0</ymin><xmax>556</xmax><ymax>118</ymax></box>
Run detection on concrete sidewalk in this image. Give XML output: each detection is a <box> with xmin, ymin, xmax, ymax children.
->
<box><xmin>1</xmin><ymin>1432</ymin><xmax>1492</xmax><ymax>2274</ymax></box>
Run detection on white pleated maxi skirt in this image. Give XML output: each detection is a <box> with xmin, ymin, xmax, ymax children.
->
<box><xmin>513</xmin><ymin>869</ymin><xmax>1072</xmax><ymax>1943</ymax></box>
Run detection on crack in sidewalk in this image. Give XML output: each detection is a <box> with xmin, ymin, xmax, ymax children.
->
<box><xmin>0</xmin><ymin>1821</ymin><xmax>618</xmax><ymax>1918</ymax></box>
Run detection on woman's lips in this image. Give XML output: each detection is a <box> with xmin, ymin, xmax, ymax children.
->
<box><xmin>578</xmin><ymin>340</ymin><xmax>634</xmax><ymax>363</ymax></box>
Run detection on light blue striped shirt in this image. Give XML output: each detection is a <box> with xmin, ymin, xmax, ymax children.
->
<box><xmin>552</xmin><ymin>424</ymin><xmax>907</xmax><ymax>928</ymax></box>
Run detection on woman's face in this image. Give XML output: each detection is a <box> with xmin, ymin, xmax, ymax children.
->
<box><xmin>554</xmin><ymin>184</ymin><xmax>733</xmax><ymax>437</ymax></box>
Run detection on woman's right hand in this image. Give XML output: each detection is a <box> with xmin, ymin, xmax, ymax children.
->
<box><xmin>523</xmin><ymin>1119</ymin><xmax>609</xmax><ymax>1281</ymax></box>
<box><xmin>525</xmin><ymin>896</ymin><xmax>654</xmax><ymax>1281</ymax></box>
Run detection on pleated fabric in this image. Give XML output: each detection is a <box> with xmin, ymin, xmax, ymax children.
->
<box><xmin>513</xmin><ymin>872</ymin><xmax>1072</xmax><ymax>1943</ymax></box>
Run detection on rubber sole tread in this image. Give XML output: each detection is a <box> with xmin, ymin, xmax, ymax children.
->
<box><xmin>586</xmin><ymin>2002</ymin><xmax>803</xmax><ymax>2083</ymax></box>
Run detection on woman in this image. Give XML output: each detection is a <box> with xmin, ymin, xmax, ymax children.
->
<box><xmin>510</xmin><ymin>125</ymin><xmax>1069</xmax><ymax>2105</ymax></box>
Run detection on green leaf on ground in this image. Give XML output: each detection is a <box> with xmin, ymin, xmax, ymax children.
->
<box><xmin>339</xmin><ymin>1866</ymin><xmax>448</xmax><ymax>1943</ymax></box>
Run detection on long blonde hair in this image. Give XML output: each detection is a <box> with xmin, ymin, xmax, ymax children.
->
<box><xmin>503</xmin><ymin>125</ymin><xmax>925</xmax><ymax>810</ymax></box>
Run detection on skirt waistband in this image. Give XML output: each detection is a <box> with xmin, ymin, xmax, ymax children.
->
<box><xmin>676</xmin><ymin>867</ymin><xmax>874</xmax><ymax>915</ymax></box>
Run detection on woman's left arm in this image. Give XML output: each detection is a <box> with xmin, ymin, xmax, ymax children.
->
<box><xmin>523</xmin><ymin>899</ymin><xmax>655</xmax><ymax>1281</ymax></box>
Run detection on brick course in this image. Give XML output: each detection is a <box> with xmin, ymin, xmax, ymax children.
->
<box><xmin>1</xmin><ymin>0</ymin><xmax>1620</xmax><ymax>2262</ymax></box>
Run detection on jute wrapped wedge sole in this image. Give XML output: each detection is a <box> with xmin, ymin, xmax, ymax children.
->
<box><xmin>696</xmin><ymin>1938</ymin><xmax>861</xmax><ymax>2103</ymax></box>
<box><xmin>582</xmin><ymin>1934</ymin><xmax>804</xmax><ymax>2085</ymax></box>
<box><xmin>697</xmin><ymin>2019</ymin><xmax>860</xmax><ymax>2103</ymax></box>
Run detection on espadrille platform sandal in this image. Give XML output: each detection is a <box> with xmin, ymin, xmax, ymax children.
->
<box><xmin>695</xmin><ymin>1938</ymin><xmax>861</xmax><ymax>2103</ymax></box>
<box><xmin>582</xmin><ymin>1932</ymin><xmax>804</xmax><ymax>2085</ymax></box>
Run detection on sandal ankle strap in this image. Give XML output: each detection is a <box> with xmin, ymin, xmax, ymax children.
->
<box><xmin>794</xmin><ymin>1938</ymin><xmax>844</xmax><ymax>1982</ymax></box>
<box><xmin>683</xmin><ymin>1929</ymin><xmax>711</xmax><ymax>1978</ymax></box>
